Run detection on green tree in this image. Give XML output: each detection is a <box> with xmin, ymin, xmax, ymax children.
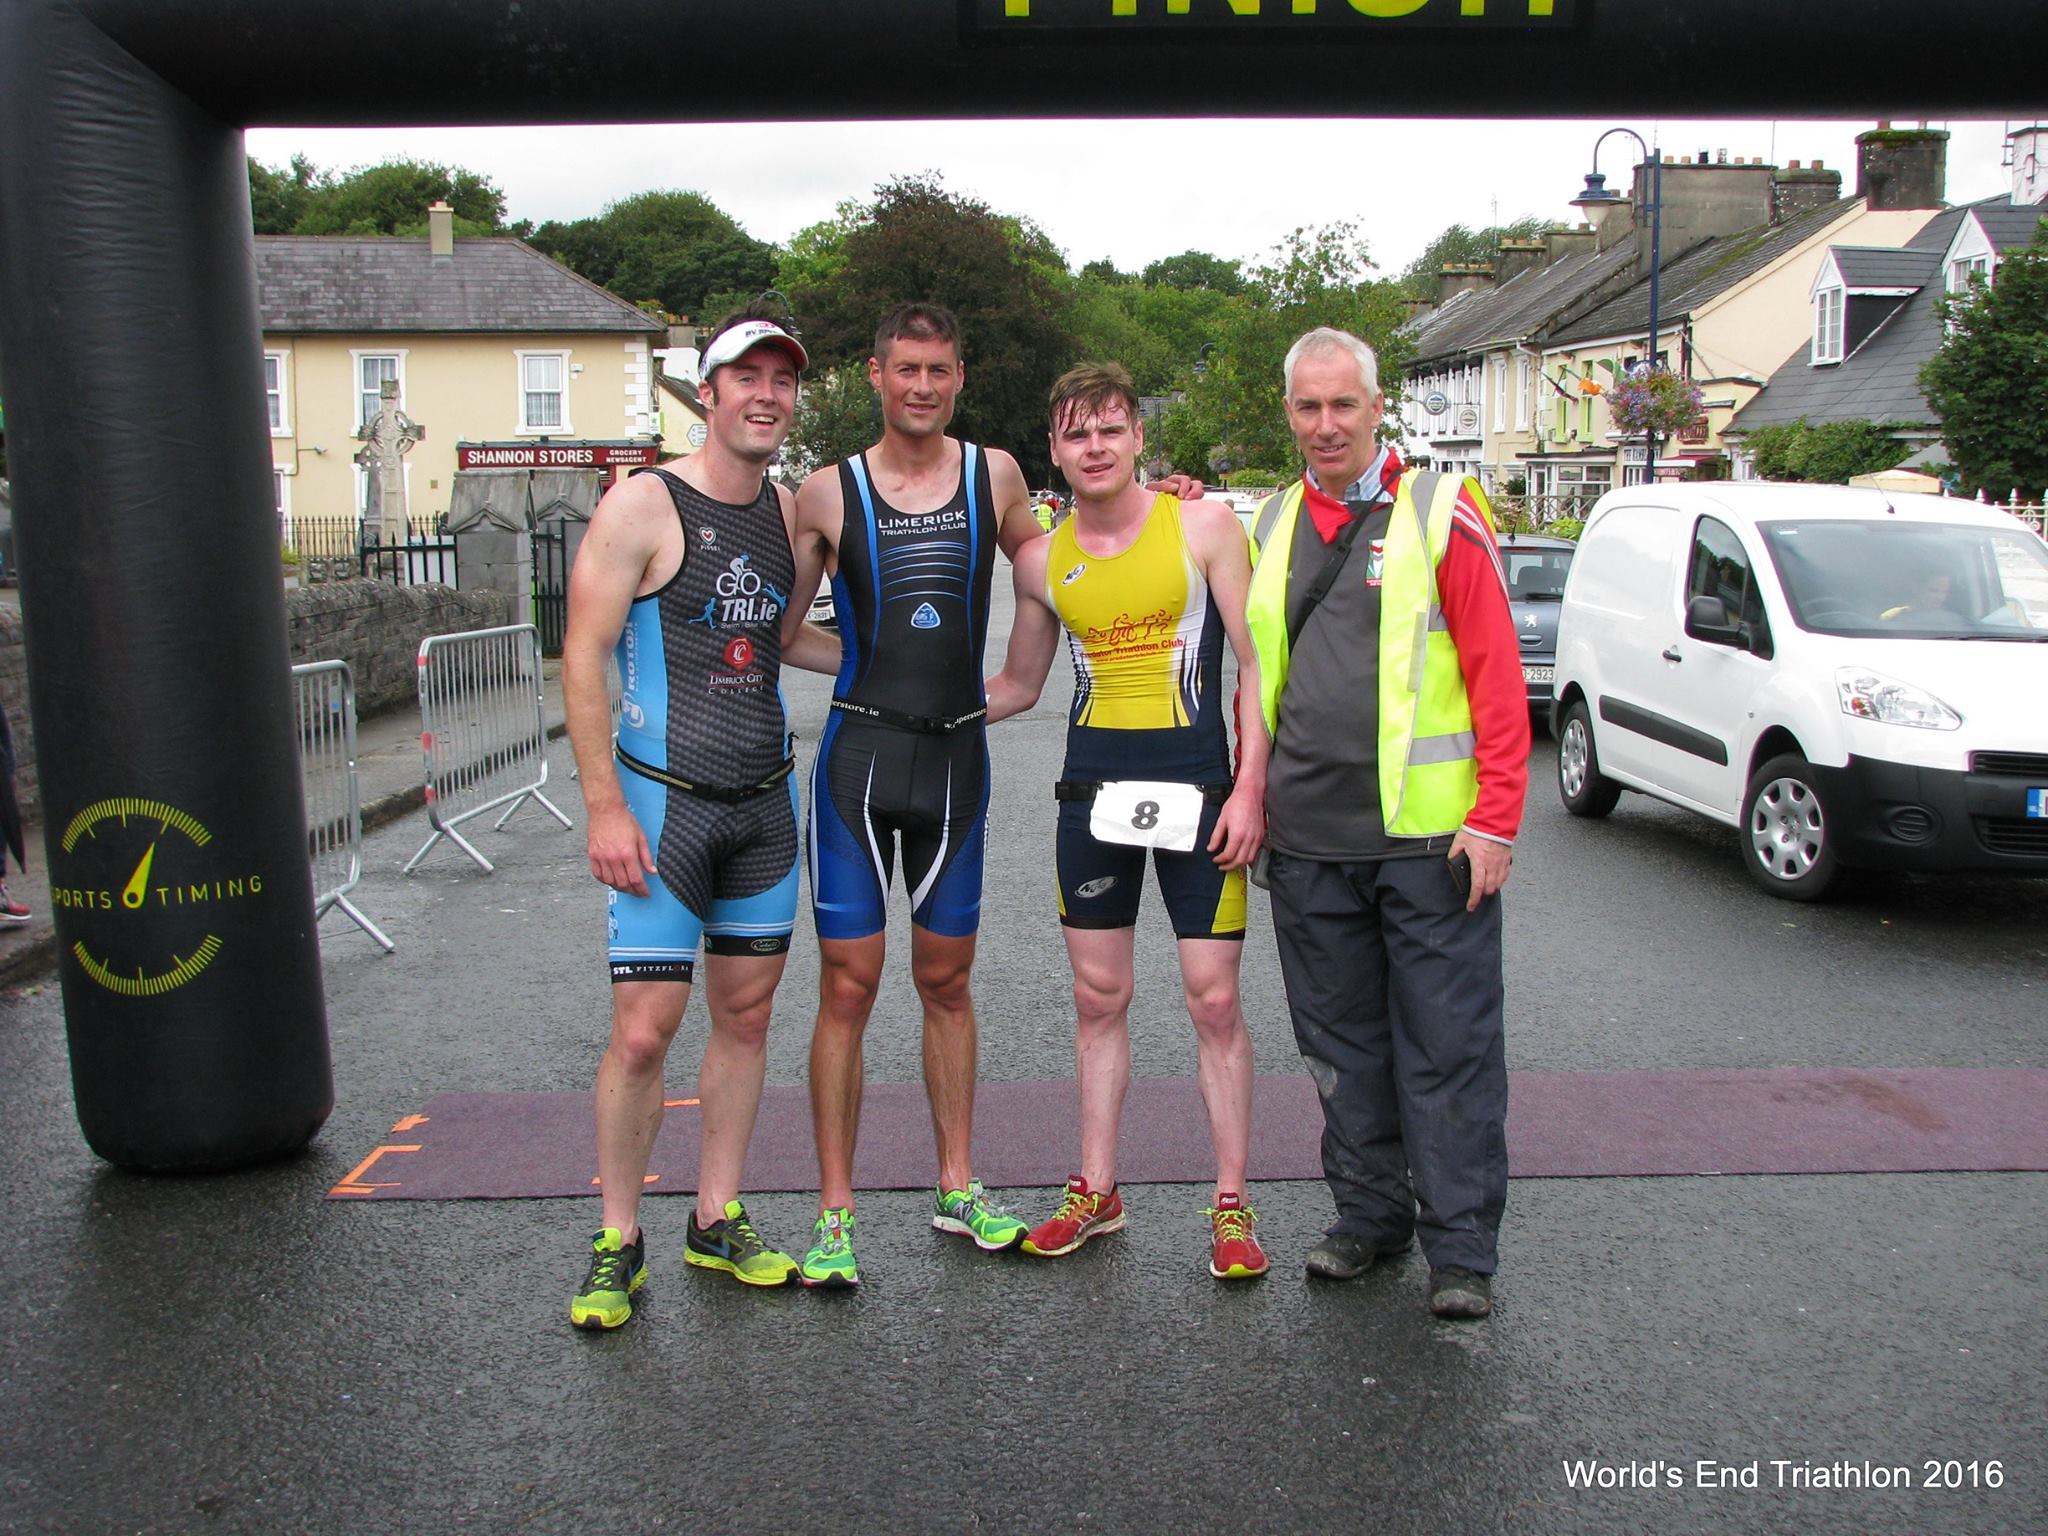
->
<box><xmin>1399</xmin><ymin>217</ymin><xmax>1549</xmax><ymax>300</ymax></box>
<box><xmin>247</xmin><ymin>157</ymin><xmax>508</xmax><ymax>236</ymax></box>
<box><xmin>1141</xmin><ymin>250</ymin><xmax>1246</xmax><ymax>296</ymax></box>
<box><xmin>248</xmin><ymin>155</ymin><xmax>318</xmax><ymax>234</ymax></box>
<box><xmin>1062</xmin><ymin>274</ymin><xmax>1184</xmax><ymax>396</ymax></box>
<box><xmin>788</xmin><ymin>175</ymin><xmax>1073</xmax><ymax>483</ymax></box>
<box><xmin>1919</xmin><ymin>220</ymin><xmax>2048</xmax><ymax>500</ymax></box>
<box><xmin>785</xmin><ymin>365</ymin><xmax>881</xmax><ymax>479</ymax></box>
<box><xmin>774</xmin><ymin>201</ymin><xmax>863</xmax><ymax>297</ymax></box>
<box><xmin>528</xmin><ymin>190</ymin><xmax>776</xmax><ymax>320</ymax></box>
<box><xmin>1741</xmin><ymin>419</ymin><xmax>1913</xmax><ymax>484</ymax></box>
<box><xmin>1157</xmin><ymin>222</ymin><xmax>1410</xmax><ymax>477</ymax></box>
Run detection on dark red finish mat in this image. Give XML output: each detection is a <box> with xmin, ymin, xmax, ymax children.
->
<box><xmin>328</xmin><ymin>1068</ymin><xmax>2048</xmax><ymax>1200</ymax></box>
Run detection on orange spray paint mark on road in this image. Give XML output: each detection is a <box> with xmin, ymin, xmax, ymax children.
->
<box><xmin>330</xmin><ymin>1144</ymin><xmax>422</xmax><ymax>1196</ymax></box>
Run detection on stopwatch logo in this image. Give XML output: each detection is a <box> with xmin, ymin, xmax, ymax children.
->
<box><xmin>56</xmin><ymin>797</ymin><xmax>264</xmax><ymax>998</ymax></box>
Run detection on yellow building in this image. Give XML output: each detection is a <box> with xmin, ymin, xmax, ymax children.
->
<box><xmin>260</xmin><ymin>203</ymin><xmax>665</xmax><ymax>535</ymax></box>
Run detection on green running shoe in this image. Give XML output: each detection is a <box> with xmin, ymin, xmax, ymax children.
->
<box><xmin>570</xmin><ymin>1227</ymin><xmax>646</xmax><ymax>1330</ymax></box>
<box><xmin>799</xmin><ymin>1207</ymin><xmax>860</xmax><ymax>1288</ymax></box>
<box><xmin>932</xmin><ymin>1180</ymin><xmax>1028</xmax><ymax>1251</ymax></box>
<box><xmin>684</xmin><ymin>1198</ymin><xmax>797</xmax><ymax>1287</ymax></box>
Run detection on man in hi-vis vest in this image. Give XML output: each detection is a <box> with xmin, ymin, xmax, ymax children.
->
<box><xmin>1248</xmin><ymin>327</ymin><xmax>1528</xmax><ymax>1320</ymax></box>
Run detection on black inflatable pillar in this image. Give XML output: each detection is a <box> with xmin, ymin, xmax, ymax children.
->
<box><xmin>0</xmin><ymin>4</ymin><xmax>332</xmax><ymax>1169</ymax></box>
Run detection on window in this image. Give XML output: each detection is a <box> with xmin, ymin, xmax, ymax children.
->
<box><xmin>1514</xmin><ymin>355</ymin><xmax>1531</xmax><ymax>431</ymax></box>
<box><xmin>1580</xmin><ymin>363</ymin><xmax>1596</xmax><ymax>439</ymax></box>
<box><xmin>355</xmin><ymin>352</ymin><xmax>402</xmax><ymax>431</ymax></box>
<box><xmin>1686</xmin><ymin>515</ymin><xmax>1770</xmax><ymax>651</ymax></box>
<box><xmin>1948</xmin><ymin>254</ymin><xmax>1991</xmax><ymax>294</ymax></box>
<box><xmin>1553</xmin><ymin>367</ymin><xmax>1570</xmax><ymax>440</ymax></box>
<box><xmin>518</xmin><ymin>349</ymin><xmax>571</xmax><ymax>434</ymax></box>
<box><xmin>1492</xmin><ymin>357</ymin><xmax>1507</xmax><ymax>431</ymax></box>
<box><xmin>1812</xmin><ymin>287</ymin><xmax>1844</xmax><ymax>364</ymax></box>
<box><xmin>264</xmin><ymin>351</ymin><xmax>289</xmax><ymax>435</ymax></box>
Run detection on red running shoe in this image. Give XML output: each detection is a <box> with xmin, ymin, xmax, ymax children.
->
<box><xmin>0</xmin><ymin>884</ymin><xmax>28</xmax><ymax>923</ymax></box>
<box><xmin>1207</xmin><ymin>1192</ymin><xmax>1269</xmax><ymax>1280</ymax></box>
<box><xmin>1022</xmin><ymin>1175</ymin><xmax>1126</xmax><ymax>1257</ymax></box>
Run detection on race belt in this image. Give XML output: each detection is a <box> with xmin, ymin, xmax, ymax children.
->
<box><xmin>830</xmin><ymin>698</ymin><xmax>988</xmax><ymax>735</ymax></box>
<box><xmin>615</xmin><ymin>740</ymin><xmax>796</xmax><ymax>805</ymax></box>
<box><xmin>1056</xmin><ymin>778</ymin><xmax>1232</xmax><ymax>854</ymax></box>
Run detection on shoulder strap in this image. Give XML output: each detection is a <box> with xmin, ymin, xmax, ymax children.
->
<box><xmin>1287</xmin><ymin>513</ymin><xmax>1371</xmax><ymax>651</ymax></box>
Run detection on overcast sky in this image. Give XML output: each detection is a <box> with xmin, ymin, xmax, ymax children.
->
<box><xmin>245</xmin><ymin>117</ymin><xmax>2026</xmax><ymax>279</ymax></box>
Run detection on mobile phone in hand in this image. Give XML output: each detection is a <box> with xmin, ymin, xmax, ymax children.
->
<box><xmin>1447</xmin><ymin>850</ymin><xmax>1472</xmax><ymax>901</ymax></box>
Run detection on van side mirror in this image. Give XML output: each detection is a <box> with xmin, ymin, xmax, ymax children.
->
<box><xmin>1685</xmin><ymin>593</ymin><xmax>1745</xmax><ymax>646</ymax></box>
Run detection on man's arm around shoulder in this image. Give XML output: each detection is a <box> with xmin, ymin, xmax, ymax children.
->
<box><xmin>985</xmin><ymin>534</ymin><xmax>1060</xmax><ymax>724</ymax></box>
<box><xmin>781</xmin><ymin>466</ymin><xmax>843</xmax><ymax>673</ymax></box>
<box><xmin>1184</xmin><ymin>498</ymin><xmax>1268</xmax><ymax>872</ymax></box>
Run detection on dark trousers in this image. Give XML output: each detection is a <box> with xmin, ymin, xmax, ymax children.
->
<box><xmin>1267</xmin><ymin>848</ymin><xmax>1509</xmax><ymax>1273</ymax></box>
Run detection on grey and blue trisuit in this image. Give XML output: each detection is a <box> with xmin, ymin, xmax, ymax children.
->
<box><xmin>607</xmin><ymin>466</ymin><xmax>799</xmax><ymax>984</ymax></box>
<box><xmin>809</xmin><ymin>444</ymin><xmax>997</xmax><ymax>941</ymax></box>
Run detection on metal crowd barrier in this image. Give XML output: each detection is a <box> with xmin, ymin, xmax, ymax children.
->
<box><xmin>291</xmin><ymin>660</ymin><xmax>395</xmax><ymax>951</ymax></box>
<box><xmin>404</xmin><ymin>622</ymin><xmax>572</xmax><ymax>874</ymax></box>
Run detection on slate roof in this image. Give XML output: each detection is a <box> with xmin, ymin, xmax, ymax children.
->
<box><xmin>1732</xmin><ymin>198</ymin><xmax>2037</xmax><ymax>433</ymax></box>
<box><xmin>1830</xmin><ymin>247</ymin><xmax>1940</xmax><ymax>289</ymax></box>
<box><xmin>1548</xmin><ymin>198</ymin><xmax>1860</xmax><ymax>348</ymax></box>
<box><xmin>1403</xmin><ymin>242</ymin><xmax>1639</xmax><ymax>367</ymax></box>
<box><xmin>256</xmin><ymin>237</ymin><xmax>664</xmax><ymax>335</ymax></box>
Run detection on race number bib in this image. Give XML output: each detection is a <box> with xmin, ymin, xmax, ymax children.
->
<box><xmin>1089</xmin><ymin>780</ymin><xmax>1204</xmax><ymax>853</ymax></box>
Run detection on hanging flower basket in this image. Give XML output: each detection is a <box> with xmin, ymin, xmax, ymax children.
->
<box><xmin>1609</xmin><ymin>366</ymin><xmax>1705</xmax><ymax>440</ymax></box>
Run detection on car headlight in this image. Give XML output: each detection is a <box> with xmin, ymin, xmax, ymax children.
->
<box><xmin>1836</xmin><ymin>668</ymin><xmax>1961</xmax><ymax>730</ymax></box>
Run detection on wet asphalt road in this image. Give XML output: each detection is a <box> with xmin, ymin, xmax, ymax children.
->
<box><xmin>3</xmin><ymin>583</ymin><xmax>2045</xmax><ymax>1535</ymax></box>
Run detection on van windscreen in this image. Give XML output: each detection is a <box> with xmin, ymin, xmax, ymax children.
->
<box><xmin>1760</xmin><ymin>519</ymin><xmax>2048</xmax><ymax>639</ymax></box>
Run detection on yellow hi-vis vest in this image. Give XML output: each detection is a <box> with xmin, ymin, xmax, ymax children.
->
<box><xmin>1247</xmin><ymin>470</ymin><xmax>1480</xmax><ymax>838</ymax></box>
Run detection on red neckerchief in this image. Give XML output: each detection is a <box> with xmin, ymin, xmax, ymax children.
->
<box><xmin>1302</xmin><ymin>449</ymin><xmax>1406</xmax><ymax>543</ymax></box>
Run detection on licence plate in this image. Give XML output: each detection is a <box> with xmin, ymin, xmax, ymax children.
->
<box><xmin>1522</xmin><ymin>664</ymin><xmax>1554</xmax><ymax>684</ymax></box>
<box><xmin>2029</xmin><ymin>788</ymin><xmax>2048</xmax><ymax>819</ymax></box>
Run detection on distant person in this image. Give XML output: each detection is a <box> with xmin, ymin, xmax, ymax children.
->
<box><xmin>1881</xmin><ymin>569</ymin><xmax>1964</xmax><ymax>624</ymax></box>
<box><xmin>986</xmin><ymin>362</ymin><xmax>1272</xmax><ymax>1281</ymax></box>
<box><xmin>1249</xmin><ymin>327</ymin><xmax>1528</xmax><ymax>1320</ymax></box>
<box><xmin>560</xmin><ymin>306</ymin><xmax>810</xmax><ymax>1330</ymax></box>
<box><xmin>0</xmin><ymin>700</ymin><xmax>26</xmax><ymax>924</ymax></box>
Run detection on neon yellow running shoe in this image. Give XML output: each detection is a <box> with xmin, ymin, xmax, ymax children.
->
<box><xmin>684</xmin><ymin>1199</ymin><xmax>796</xmax><ymax>1287</ymax></box>
<box><xmin>799</xmin><ymin>1207</ymin><xmax>860</xmax><ymax>1288</ymax></box>
<box><xmin>569</xmin><ymin>1228</ymin><xmax>646</xmax><ymax>1330</ymax></box>
<box><xmin>933</xmin><ymin>1180</ymin><xmax>1027</xmax><ymax>1251</ymax></box>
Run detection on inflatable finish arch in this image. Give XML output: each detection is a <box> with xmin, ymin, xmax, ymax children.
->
<box><xmin>0</xmin><ymin>0</ymin><xmax>2031</xmax><ymax>1170</ymax></box>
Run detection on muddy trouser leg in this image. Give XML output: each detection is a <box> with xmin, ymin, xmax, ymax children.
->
<box><xmin>1375</xmin><ymin>853</ymin><xmax>1508</xmax><ymax>1274</ymax></box>
<box><xmin>1267</xmin><ymin>851</ymin><xmax>1416</xmax><ymax>1247</ymax></box>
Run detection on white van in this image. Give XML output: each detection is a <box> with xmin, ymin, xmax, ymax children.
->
<box><xmin>1550</xmin><ymin>483</ymin><xmax>2048</xmax><ymax>900</ymax></box>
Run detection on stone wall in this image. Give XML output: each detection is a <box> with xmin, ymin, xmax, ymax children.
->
<box><xmin>0</xmin><ymin>607</ymin><xmax>39</xmax><ymax>816</ymax></box>
<box><xmin>0</xmin><ymin>580</ymin><xmax>508</xmax><ymax>823</ymax></box>
<box><xmin>284</xmin><ymin>580</ymin><xmax>513</xmax><ymax>717</ymax></box>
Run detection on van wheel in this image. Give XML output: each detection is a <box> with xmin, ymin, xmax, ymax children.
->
<box><xmin>1741</xmin><ymin>754</ymin><xmax>1839</xmax><ymax>901</ymax></box>
<box><xmin>1556</xmin><ymin>700</ymin><xmax>1620</xmax><ymax>817</ymax></box>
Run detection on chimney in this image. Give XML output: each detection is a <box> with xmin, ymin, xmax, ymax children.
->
<box><xmin>1546</xmin><ymin>223</ymin><xmax>1598</xmax><ymax>264</ymax></box>
<box><xmin>1437</xmin><ymin>263</ymin><xmax>1495</xmax><ymax>306</ymax></box>
<box><xmin>1637</xmin><ymin>154</ymin><xmax>1776</xmax><ymax>275</ymax></box>
<box><xmin>1856</xmin><ymin>125</ymin><xmax>1948</xmax><ymax>211</ymax></box>
<box><xmin>2013</xmin><ymin>125</ymin><xmax>2048</xmax><ymax>205</ymax></box>
<box><xmin>1495</xmin><ymin>237</ymin><xmax>1549</xmax><ymax>285</ymax></box>
<box><xmin>1773</xmin><ymin>161</ymin><xmax>1844</xmax><ymax>222</ymax></box>
<box><xmin>428</xmin><ymin>200</ymin><xmax>455</xmax><ymax>259</ymax></box>
<box><xmin>1404</xmin><ymin>297</ymin><xmax>1438</xmax><ymax>324</ymax></box>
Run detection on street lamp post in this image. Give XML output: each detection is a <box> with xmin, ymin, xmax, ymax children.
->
<box><xmin>1572</xmin><ymin>127</ymin><xmax>1662</xmax><ymax>487</ymax></box>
